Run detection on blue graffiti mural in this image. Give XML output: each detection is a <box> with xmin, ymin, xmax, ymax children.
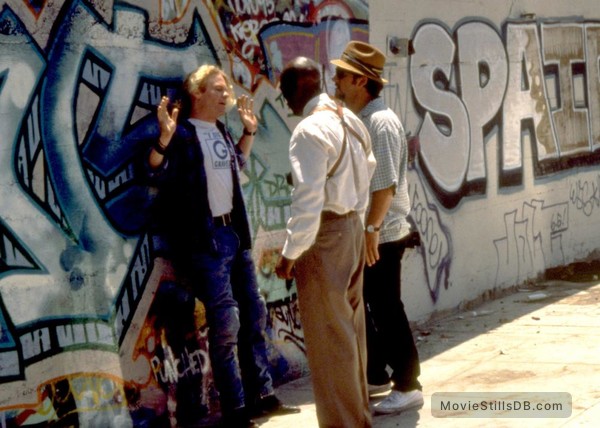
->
<box><xmin>0</xmin><ymin>0</ymin><xmax>370</xmax><ymax>425</ymax></box>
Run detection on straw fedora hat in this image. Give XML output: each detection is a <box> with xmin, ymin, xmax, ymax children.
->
<box><xmin>331</xmin><ymin>41</ymin><xmax>388</xmax><ymax>83</ymax></box>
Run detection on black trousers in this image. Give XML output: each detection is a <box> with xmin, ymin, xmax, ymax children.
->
<box><xmin>363</xmin><ymin>239</ymin><xmax>422</xmax><ymax>391</ymax></box>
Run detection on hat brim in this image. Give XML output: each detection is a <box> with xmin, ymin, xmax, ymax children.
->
<box><xmin>330</xmin><ymin>59</ymin><xmax>388</xmax><ymax>84</ymax></box>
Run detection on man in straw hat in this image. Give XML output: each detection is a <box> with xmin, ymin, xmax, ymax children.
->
<box><xmin>332</xmin><ymin>41</ymin><xmax>424</xmax><ymax>415</ymax></box>
<box><xmin>276</xmin><ymin>56</ymin><xmax>376</xmax><ymax>427</ymax></box>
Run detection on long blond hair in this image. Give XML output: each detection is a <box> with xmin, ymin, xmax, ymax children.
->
<box><xmin>183</xmin><ymin>64</ymin><xmax>236</xmax><ymax>112</ymax></box>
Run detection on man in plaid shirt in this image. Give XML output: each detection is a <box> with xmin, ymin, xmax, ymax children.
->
<box><xmin>332</xmin><ymin>41</ymin><xmax>424</xmax><ymax>415</ymax></box>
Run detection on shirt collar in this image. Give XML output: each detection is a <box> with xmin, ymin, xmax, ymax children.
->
<box><xmin>359</xmin><ymin>96</ymin><xmax>385</xmax><ymax>118</ymax></box>
<box><xmin>188</xmin><ymin>118</ymin><xmax>217</xmax><ymax>128</ymax></box>
<box><xmin>302</xmin><ymin>93</ymin><xmax>336</xmax><ymax>117</ymax></box>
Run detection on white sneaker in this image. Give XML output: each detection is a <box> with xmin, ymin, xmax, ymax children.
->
<box><xmin>368</xmin><ymin>382</ymin><xmax>392</xmax><ymax>397</ymax></box>
<box><xmin>373</xmin><ymin>390</ymin><xmax>424</xmax><ymax>415</ymax></box>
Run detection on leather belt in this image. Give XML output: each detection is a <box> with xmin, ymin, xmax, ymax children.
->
<box><xmin>321</xmin><ymin>210</ymin><xmax>356</xmax><ymax>221</ymax></box>
<box><xmin>213</xmin><ymin>212</ymin><xmax>232</xmax><ymax>227</ymax></box>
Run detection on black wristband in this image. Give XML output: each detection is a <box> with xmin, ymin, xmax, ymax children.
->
<box><xmin>153</xmin><ymin>141</ymin><xmax>168</xmax><ymax>155</ymax></box>
<box><xmin>243</xmin><ymin>128</ymin><xmax>256</xmax><ymax>136</ymax></box>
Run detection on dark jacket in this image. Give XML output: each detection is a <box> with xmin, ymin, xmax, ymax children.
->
<box><xmin>146</xmin><ymin>119</ymin><xmax>252</xmax><ymax>267</ymax></box>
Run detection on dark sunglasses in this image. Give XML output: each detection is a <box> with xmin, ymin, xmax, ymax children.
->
<box><xmin>335</xmin><ymin>68</ymin><xmax>349</xmax><ymax>79</ymax></box>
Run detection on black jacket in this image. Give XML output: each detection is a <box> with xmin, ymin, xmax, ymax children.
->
<box><xmin>146</xmin><ymin>119</ymin><xmax>252</xmax><ymax>267</ymax></box>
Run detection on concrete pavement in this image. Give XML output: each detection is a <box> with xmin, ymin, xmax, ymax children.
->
<box><xmin>256</xmin><ymin>276</ymin><xmax>600</xmax><ymax>427</ymax></box>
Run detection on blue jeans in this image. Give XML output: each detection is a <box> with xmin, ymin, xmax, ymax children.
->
<box><xmin>188</xmin><ymin>225</ymin><xmax>273</xmax><ymax>412</ymax></box>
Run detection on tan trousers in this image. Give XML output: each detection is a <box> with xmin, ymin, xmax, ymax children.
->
<box><xmin>295</xmin><ymin>211</ymin><xmax>372</xmax><ymax>428</ymax></box>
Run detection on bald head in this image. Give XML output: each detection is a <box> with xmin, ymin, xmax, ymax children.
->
<box><xmin>279</xmin><ymin>57</ymin><xmax>322</xmax><ymax>115</ymax></box>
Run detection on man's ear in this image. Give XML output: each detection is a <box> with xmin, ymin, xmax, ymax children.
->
<box><xmin>356</xmin><ymin>75</ymin><xmax>369</xmax><ymax>88</ymax></box>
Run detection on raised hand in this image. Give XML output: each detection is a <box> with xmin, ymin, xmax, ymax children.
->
<box><xmin>157</xmin><ymin>96</ymin><xmax>179</xmax><ymax>147</ymax></box>
<box><xmin>237</xmin><ymin>95</ymin><xmax>257</xmax><ymax>134</ymax></box>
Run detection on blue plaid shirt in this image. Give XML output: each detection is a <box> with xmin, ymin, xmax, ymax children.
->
<box><xmin>359</xmin><ymin>97</ymin><xmax>411</xmax><ymax>244</ymax></box>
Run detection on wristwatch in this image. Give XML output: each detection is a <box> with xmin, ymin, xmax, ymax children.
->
<box><xmin>366</xmin><ymin>224</ymin><xmax>381</xmax><ymax>233</ymax></box>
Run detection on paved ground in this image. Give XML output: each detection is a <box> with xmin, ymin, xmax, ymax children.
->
<box><xmin>256</xmin><ymin>275</ymin><xmax>600</xmax><ymax>427</ymax></box>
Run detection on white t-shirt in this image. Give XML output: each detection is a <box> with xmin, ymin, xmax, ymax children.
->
<box><xmin>189</xmin><ymin>118</ymin><xmax>233</xmax><ymax>217</ymax></box>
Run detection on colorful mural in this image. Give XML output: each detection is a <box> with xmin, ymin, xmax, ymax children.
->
<box><xmin>0</xmin><ymin>0</ymin><xmax>368</xmax><ymax>425</ymax></box>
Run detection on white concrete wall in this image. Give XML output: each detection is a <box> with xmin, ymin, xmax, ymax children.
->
<box><xmin>370</xmin><ymin>0</ymin><xmax>600</xmax><ymax>321</ymax></box>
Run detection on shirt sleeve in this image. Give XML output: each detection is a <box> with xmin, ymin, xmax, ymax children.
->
<box><xmin>354</xmin><ymin>119</ymin><xmax>376</xmax><ymax>222</ymax></box>
<box><xmin>281</xmin><ymin>125</ymin><xmax>332</xmax><ymax>260</ymax></box>
<box><xmin>369</xmin><ymin>116</ymin><xmax>400</xmax><ymax>193</ymax></box>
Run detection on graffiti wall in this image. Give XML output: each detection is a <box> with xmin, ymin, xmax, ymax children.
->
<box><xmin>2</xmin><ymin>0</ymin><xmax>600</xmax><ymax>425</ymax></box>
<box><xmin>0</xmin><ymin>0</ymin><xmax>368</xmax><ymax>425</ymax></box>
<box><xmin>370</xmin><ymin>0</ymin><xmax>600</xmax><ymax>320</ymax></box>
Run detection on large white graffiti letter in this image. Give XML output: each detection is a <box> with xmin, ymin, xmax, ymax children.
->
<box><xmin>542</xmin><ymin>23</ymin><xmax>589</xmax><ymax>155</ymax></box>
<box><xmin>411</xmin><ymin>23</ymin><xmax>469</xmax><ymax>195</ymax></box>
<box><xmin>502</xmin><ymin>23</ymin><xmax>556</xmax><ymax>183</ymax></box>
<box><xmin>456</xmin><ymin>21</ymin><xmax>507</xmax><ymax>183</ymax></box>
